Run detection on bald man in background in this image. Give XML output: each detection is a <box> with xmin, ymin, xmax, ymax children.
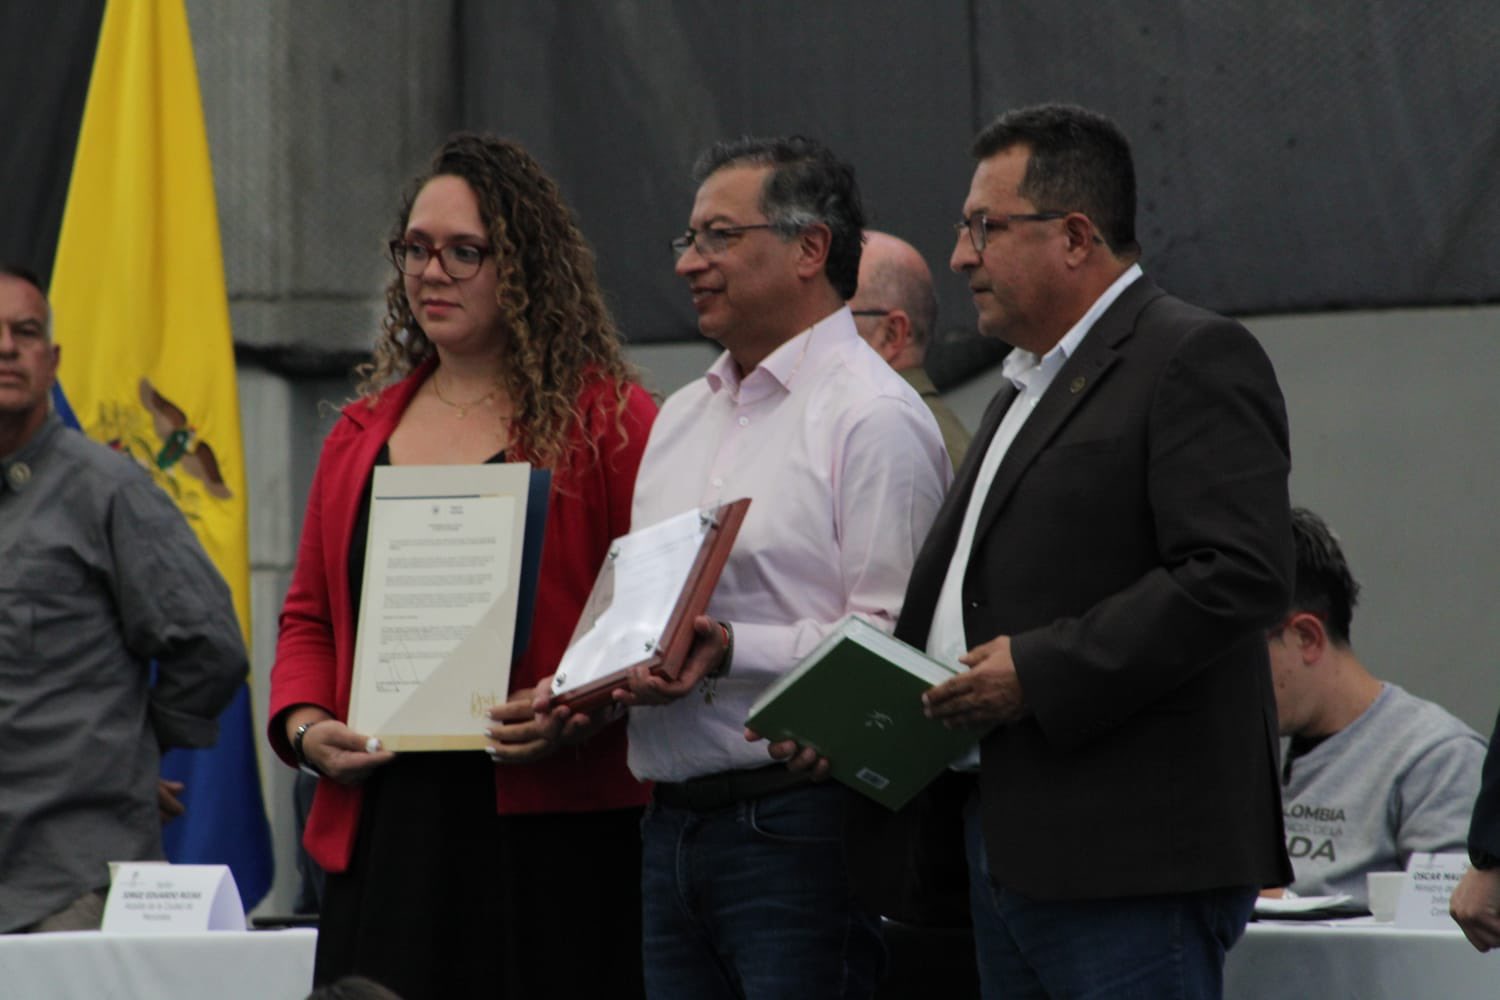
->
<box><xmin>849</xmin><ymin>231</ymin><xmax>971</xmax><ymax>469</ymax></box>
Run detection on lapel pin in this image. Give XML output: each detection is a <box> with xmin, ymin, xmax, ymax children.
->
<box><xmin>1069</xmin><ymin>376</ymin><xmax>1087</xmax><ymax>394</ymax></box>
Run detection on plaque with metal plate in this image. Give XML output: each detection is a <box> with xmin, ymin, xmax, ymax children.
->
<box><xmin>550</xmin><ymin>498</ymin><xmax>750</xmax><ymax>714</ymax></box>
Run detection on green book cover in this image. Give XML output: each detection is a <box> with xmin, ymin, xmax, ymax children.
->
<box><xmin>745</xmin><ymin>616</ymin><xmax>983</xmax><ymax>810</ymax></box>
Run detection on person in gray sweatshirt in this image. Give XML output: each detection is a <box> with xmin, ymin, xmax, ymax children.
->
<box><xmin>1268</xmin><ymin>507</ymin><xmax>1486</xmax><ymax>905</ymax></box>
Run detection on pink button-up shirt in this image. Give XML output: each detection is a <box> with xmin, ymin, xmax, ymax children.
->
<box><xmin>628</xmin><ymin>308</ymin><xmax>951</xmax><ymax>782</ymax></box>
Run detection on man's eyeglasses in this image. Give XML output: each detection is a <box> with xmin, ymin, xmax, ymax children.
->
<box><xmin>954</xmin><ymin>212</ymin><xmax>1067</xmax><ymax>254</ymax></box>
<box><xmin>670</xmin><ymin>224</ymin><xmax>776</xmax><ymax>261</ymax></box>
<box><xmin>389</xmin><ymin>239</ymin><xmax>491</xmax><ymax>280</ymax></box>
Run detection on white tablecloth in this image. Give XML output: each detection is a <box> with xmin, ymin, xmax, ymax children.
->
<box><xmin>1225</xmin><ymin>919</ymin><xmax>1495</xmax><ymax>999</ymax></box>
<box><xmin>0</xmin><ymin>928</ymin><xmax>316</xmax><ymax>1000</ymax></box>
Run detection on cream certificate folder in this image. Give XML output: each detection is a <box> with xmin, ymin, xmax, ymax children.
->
<box><xmin>347</xmin><ymin>463</ymin><xmax>532</xmax><ymax>751</ymax></box>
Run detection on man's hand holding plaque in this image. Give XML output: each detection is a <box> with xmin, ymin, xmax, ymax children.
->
<box><xmin>545</xmin><ymin>500</ymin><xmax>750</xmax><ymax>715</ymax></box>
<box><xmin>618</xmin><ymin>615</ymin><xmax>730</xmax><ymax>707</ymax></box>
<box><xmin>530</xmin><ymin>679</ymin><xmax>626</xmax><ymax>745</ymax></box>
<box><xmin>530</xmin><ymin>617</ymin><xmax>731</xmax><ymax>730</ymax></box>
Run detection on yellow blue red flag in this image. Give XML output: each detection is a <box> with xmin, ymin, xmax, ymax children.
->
<box><xmin>48</xmin><ymin>0</ymin><xmax>272</xmax><ymax>908</ymax></box>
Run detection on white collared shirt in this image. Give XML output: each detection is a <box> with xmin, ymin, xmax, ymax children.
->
<box><xmin>932</xmin><ymin>265</ymin><xmax>1142</xmax><ymax>768</ymax></box>
<box><xmin>627</xmin><ymin>307</ymin><xmax>951</xmax><ymax>782</ymax></box>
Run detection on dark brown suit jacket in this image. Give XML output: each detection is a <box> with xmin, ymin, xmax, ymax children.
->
<box><xmin>894</xmin><ymin>276</ymin><xmax>1295</xmax><ymax>901</ymax></box>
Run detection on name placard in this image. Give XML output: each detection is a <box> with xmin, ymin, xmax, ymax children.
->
<box><xmin>1394</xmin><ymin>852</ymin><xmax>1469</xmax><ymax>929</ymax></box>
<box><xmin>102</xmin><ymin>863</ymin><xmax>245</xmax><ymax>932</ymax></box>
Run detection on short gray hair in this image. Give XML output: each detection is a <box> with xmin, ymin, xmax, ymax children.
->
<box><xmin>691</xmin><ymin>136</ymin><xmax>866</xmax><ymax>299</ymax></box>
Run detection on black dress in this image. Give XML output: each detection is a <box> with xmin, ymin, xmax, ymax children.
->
<box><xmin>312</xmin><ymin>447</ymin><xmax>645</xmax><ymax>999</ymax></box>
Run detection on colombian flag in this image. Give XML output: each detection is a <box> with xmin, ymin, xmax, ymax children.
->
<box><xmin>45</xmin><ymin>0</ymin><xmax>273</xmax><ymax>908</ymax></box>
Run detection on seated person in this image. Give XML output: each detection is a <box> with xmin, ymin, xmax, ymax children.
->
<box><xmin>1268</xmin><ymin>507</ymin><xmax>1486</xmax><ymax>904</ymax></box>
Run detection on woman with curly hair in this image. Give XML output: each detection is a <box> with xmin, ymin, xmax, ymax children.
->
<box><xmin>268</xmin><ymin>134</ymin><xmax>654</xmax><ymax>999</ymax></box>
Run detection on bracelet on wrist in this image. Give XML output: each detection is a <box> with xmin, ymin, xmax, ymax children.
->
<box><xmin>292</xmin><ymin>718</ymin><xmax>331</xmax><ymax>777</ymax></box>
<box><xmin>700</xmin><ymin>620</ymin><xmax>734</xmax><ymax>705</ymax></box>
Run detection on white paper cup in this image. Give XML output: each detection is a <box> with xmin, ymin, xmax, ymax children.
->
<box><xmin>1366</xmin><ymin>871</ymin><xmax>1405</xmax><ymax>921</ymax></box>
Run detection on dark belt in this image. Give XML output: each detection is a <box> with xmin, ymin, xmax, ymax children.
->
<box><xmin>653</xmin><ymin>765</ymin><xmax>811</xmax><ymax>811</ymax></box>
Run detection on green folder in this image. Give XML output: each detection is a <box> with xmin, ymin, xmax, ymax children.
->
<box><xmin>746</xmin><ymin>616</ymin><xmax>984</xmax><ymax>810</ymax></box>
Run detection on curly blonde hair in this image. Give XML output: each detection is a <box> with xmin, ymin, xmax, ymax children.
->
<box><xmin>356</xmin><ymin>133</ymin><xmax>637</xmax><ymax>470</ymax></box>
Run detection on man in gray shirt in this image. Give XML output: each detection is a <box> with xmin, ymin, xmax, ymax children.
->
<box><xmin>1270</xmin><ymin>507</ymin><xmax>1486</xmax><ymax>905</ymax></box>
<box><xmin>0</xmin><ymin>264</ymin><xmax>246</xmax><ymax>932</ymax></box>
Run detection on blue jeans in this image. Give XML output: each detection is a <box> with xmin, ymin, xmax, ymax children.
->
<box><xmin>641</xmin><ymin>782</ymin><xmax>884</xmax><ymax>1000</ymax></box>
<box><xmin>963</xmin><ymin>794</ymin><xmax>1254</xmax><ymax>1000</ymax></box>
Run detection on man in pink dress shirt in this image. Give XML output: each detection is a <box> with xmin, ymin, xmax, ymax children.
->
<box><xmin>622</xmin><ymin>136</ymin><xmax>950</xmax><ymax>999</ymax></box>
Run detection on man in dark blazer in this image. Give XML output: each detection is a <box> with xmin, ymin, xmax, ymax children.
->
<box><xmin>905</xmin><ymin>104</ymin><xmax>1295</xmax><ymax>997</ymax></box>
<box><xmin>1451</xmin><ymin>709</ymin><xmax>1500</xmax><ymax>952</ymax></box>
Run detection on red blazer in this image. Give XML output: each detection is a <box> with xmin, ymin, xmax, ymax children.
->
<box><xmin>268</xmin><ymin>359</ymin><xmax>656</xmax><ymax>872</ymax></box>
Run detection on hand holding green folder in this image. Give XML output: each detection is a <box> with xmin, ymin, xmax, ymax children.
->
<box><xmin>745</xmin><ymin>616</ymin><xmax>988</xmax><ymax>810</ymax></box>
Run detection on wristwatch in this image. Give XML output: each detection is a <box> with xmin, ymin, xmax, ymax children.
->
<box><xmin>292</xmin><ymin>719</ymin><xmax>329</xmax><ymax>778</ymax></box>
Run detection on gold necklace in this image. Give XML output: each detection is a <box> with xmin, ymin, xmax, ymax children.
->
<box><xmin>431</xmin><ymin>372</ymin><xmax>500</xmax><ymax>419</ymax></box>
